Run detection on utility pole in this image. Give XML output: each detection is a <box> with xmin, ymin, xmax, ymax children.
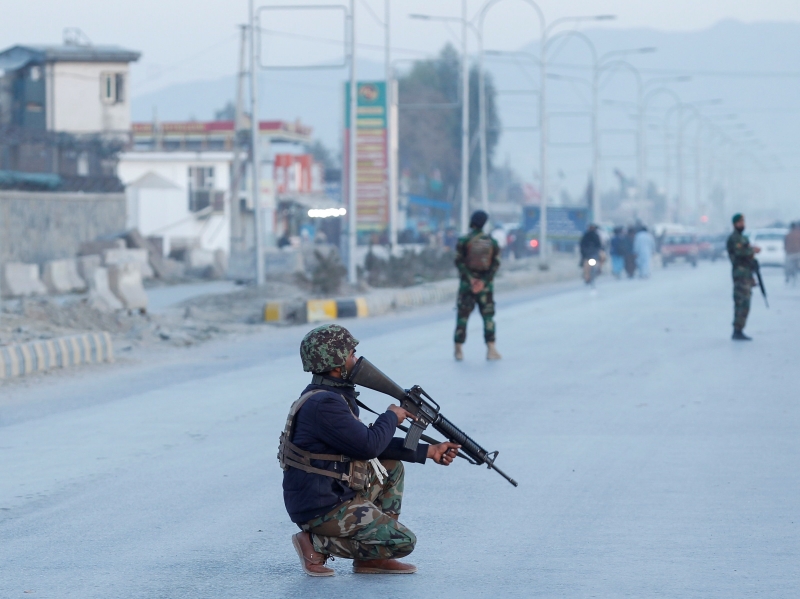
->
<box><xmin>230</xmin><ymin>24</ymin><xmax>247</xmax><ymax>256</ymax></box>
<box><xmin>477</xmin><ymin>25</ymin><xmax>489</xmax><ymax>213</ymax></box>
<box><xmin>248</xmin><ymin>0</ymin><xmax>265</xmax><ymax>285</ymax></box>
<box><xmin>539</xmin><ymin>29</ymin><xmax>549</xmax><ymax>268</ymax></box>
<box><xmin>459</xmin><ymin>0</ymin><xmax>470</xmax><ymax>234</ymax></box>
<box><xmin>385</xmin><ymin>0</ymin><xmax>398</xmax><ymax>250</ymax></box>
<box><xmin>347</xmin><ymin>0</ymin><xmax>358</xmax><ymax>283</ymax></box>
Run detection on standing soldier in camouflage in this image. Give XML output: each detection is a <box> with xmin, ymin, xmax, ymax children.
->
<box><xmin>726</xmin><ymin>213</ymin><xmax>761</xmax><ymax>340</ymax></box>
<box><xmin>280</xmin><ymin>325</ymin><xmax>460</xmax><ymax>576</ymax></box>
<box><xmin>454</xmin><ymin>210</ymin><xmax>502</xmax><ymax>361</ymax></box>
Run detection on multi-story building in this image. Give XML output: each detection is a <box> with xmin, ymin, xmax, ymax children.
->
<box><xmin>0</xmin><ymin>34</ymin><xmax>139</xmax><ymax>186</ymax></box>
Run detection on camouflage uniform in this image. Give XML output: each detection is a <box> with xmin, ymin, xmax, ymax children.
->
<box><xmin>300</xmin><ymin>460</ymin><xmax>416</xmax><ymax>560</ymax></box>
<box><xmin>726</xmin><ymin>229</ymin><xmax>756</xmax><ymax>331</ymax></box>
<box><xmin>454</xmin><ymin>229</ymin><xmax>501</xmax><ymax>343</ymax></box>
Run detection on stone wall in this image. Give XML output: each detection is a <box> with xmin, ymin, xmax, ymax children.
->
<box><xmin>0</xmin><ymin>191</ymin><xmax>126</xmax><ymax>264</ymax></box>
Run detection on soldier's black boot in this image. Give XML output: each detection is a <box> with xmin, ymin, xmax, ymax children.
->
<box><xmin>732</xmin><ymin>329</ymin><xmax>752</xmax><ymax>341</ymax></box>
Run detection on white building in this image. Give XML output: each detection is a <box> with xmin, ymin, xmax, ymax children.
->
<box><xmin>119</xmin><ymin>119</ymin><xmax>316</xmax><ymax>259</ymax></box>
<box><xmin>118</xmin><ymin>152</ymin><xmax>234</xmax><ymax>256</ymax></box>
<box><xmin>0</xmin><ymin>40</ymin><xmax>140</xmax><ymax>135</ymax></box>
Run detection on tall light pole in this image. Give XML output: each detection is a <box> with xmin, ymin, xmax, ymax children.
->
<box><xmin>539</xmin><ymin>15</ymin><xmax>613</xmax><ymax>266</ymax></box>
<box><xmin>460</xmin><ymin>0</ymin><xmax>470</xmax><ymax>233</ymax></box>
<box><xmin>385</xmin><ymin>0</ymin><xmax>399</xmax><ymax>249</ymax></box>
<box><xmin>347</xmin><ymin>0</ymin><xmax>358</xmax><ymax>283</ymax></box>
<box><xmin>547</xmin><ymin>38</ymin><xmax>654</xmax><ymax>221</ymax></box>
<box><xmin>248</xmin><ymin>0</ymin><xmax>264</xmax><ymax>285</ymax></box>
<box><xmin>477</xmin><ymin>1</ymin><xmax>547</xmax><ymax>217</ymax></box>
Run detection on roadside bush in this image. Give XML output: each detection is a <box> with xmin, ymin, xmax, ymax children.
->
<box><xmin>363</xmin><ymin>247</ymin><xmax>456</xmax><ymax>288</ymax></box>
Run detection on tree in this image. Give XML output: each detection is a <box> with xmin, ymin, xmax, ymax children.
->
<box><xmin>214</xmin><ymin>101</ymin><xmax>236</xmax><ymax>121</ymax></box>
<box><xmin>397</xmin><ymin>44</ymin><xmax>501</xmax><ymax>203</ymax></box>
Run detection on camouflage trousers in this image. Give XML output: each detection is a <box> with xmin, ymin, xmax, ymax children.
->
<box><xmin>454</xmin><ymin>288</ymin><xmax>496</xmax><ymax>343</ymax></box>
<box><xmin>300</xmin><ymin>460</ymin><xmax>416</xmax><ymax>560</ymax></box>
<box><xmin>733</xmin><ymin>277</ymin><xmax>753</xmax><ymax>330</ymax></box>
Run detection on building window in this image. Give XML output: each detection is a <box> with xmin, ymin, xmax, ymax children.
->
<box><xmin>188</xmin><ymin>166</ymin><xmax>215</xmax><ymax>212</ymax></box>
<box><xmin>100</xmin><ymin>72</ymin><xmax>125</xmax><ymax>104</ymax></box>
<box><xmin>115</xmin><ymin>73</ymin><xmax>125</xmax><ymax>103</ymax></box>
<box><xmin>29</xmin><ymin>66</ymin><xmax>41</xmax><ymax>81</ymax></box>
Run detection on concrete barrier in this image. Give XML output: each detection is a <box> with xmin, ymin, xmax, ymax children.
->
<box><xmin>77</xmin><ymin>254</ymin><xmax>102</xmax><ymax>282</ymax></box>
<box><xmin>1</xmin><ymin>262</ymin><xmax>47</xmax><ymax>297</ymax></box>
<box><xmin>42</xmin><ymin>259</ymin><xmax>87</xmax><ymax>294</ymax></box>
<box><xmin>87</xmin><ymin>266</ymin><xmax>124</xmax><ymax>311</ymax></box>
<box><xmin>107</xmin><ymin>263</ymin><xmax>148</xmax><ymax>311</ymax></box>
<box><xmin>103</xmin><ymin>248</ymin><xmax>155</xmax><ymax>279</ymax></box>
<box><xmin>0</xmin><ymin>332</ymin><xmax>114</xmax><ymax>379</ymax></box>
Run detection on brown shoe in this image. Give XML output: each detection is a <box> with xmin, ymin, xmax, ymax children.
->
<box><xmin>454</xmin><ymin>343</ymin><xmax>464</xmax><ymax>361</ymax></box>
<box><xmin>292</xmin><ymin>532</ymin><xmax>334</xmax><ymax>577</ymax></box>
<box><xmin>353</xmin><ymin>558</ymin><xmax>417</xmax><ymax>574</ymax></box>
<box><xmin>486</xmin><ymin>342</ymin><xmax>502</xmax><ymax>360</ymax></box>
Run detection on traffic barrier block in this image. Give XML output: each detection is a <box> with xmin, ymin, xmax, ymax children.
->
<box><xmin>0</xmin><ymin>332</ymin><xmax>114</xmax><ymax>379</ymax></box>
<box><xmin>107</xmin><ymin>263</ymin><xmax>148</xmax><ymax>311</ymax></box>
<box><xmin>88</xmin><ymin>266</ymin><xmax>124</xmax><ymax>311</ymax></box>
<box><xmin>1</xmin><ymin>262</ymin><xmax>47</xmax><ymax>297</ymax></box>
<box><xmin>42</xmin><ymin>259</ymin><xmax>87</xmax><ymax>294</ymax></box>
<box><xmin>103</xmin><ymin>248</ymin><xmax>154</xmax><ymax>279</ymax></box>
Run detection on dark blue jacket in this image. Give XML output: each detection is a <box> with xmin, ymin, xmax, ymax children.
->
<box><xmin>282</xmin><ymin>377</ymin><xmax>428</xmax><ymax>524</ymax></box>
<box><xmin>610</xmin><ymin>235</ymin><xmax>627</xmax><ymax>257</ymax></box>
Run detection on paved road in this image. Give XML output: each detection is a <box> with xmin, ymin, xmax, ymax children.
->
<box><xmin>1</xmin><ymin>262</ymin><xmax>797</xmax><ymax>598</ymax></box>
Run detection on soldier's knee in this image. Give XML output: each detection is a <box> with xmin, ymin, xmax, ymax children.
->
<box><xmin>392</xmin><ymin>525</ymin><xmax>416</xmax><ymax>557</ymax></box>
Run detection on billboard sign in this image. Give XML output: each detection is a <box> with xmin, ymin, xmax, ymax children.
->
<box><xmin>523</xmin><ymin>206</ymin><xmax>591</xmax><ymax>241</ymax></box>
<box><xmin>344</xmin><ymin>81</ymin><xmax>388</xmax><ymax>234</ymax></box>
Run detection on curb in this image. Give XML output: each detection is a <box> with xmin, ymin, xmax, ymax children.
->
<box><xmin>265</xmin><ymin>297</ymin><xmax>369</xmax><ymax>324</ymax></box>
<box><xmin>264</xmin><ymin>261</ymin><xmax>578</xmax><ymax>325</ymax></box>
<box><xmin>0</xmin><ymin>332</ymin><xmax>114</xmax><ymax>379</ymax></box>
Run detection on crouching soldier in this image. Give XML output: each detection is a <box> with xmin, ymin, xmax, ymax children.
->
<box><xmin>280</xmin><ymin>324</ymin><xmax>460</xmax><ymax>576</ymax></box>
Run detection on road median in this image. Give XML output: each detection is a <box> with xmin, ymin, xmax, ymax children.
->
<box><xmin>264</xmin><ymin>256</ymin><xmax>577</xmax><ymax>324</ymax></box>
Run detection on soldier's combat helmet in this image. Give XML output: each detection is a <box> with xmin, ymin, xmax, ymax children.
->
<box><xmin>299</xmin><ymin>324</ymin><xmax>359</xmax><ymax>373</ymax></box>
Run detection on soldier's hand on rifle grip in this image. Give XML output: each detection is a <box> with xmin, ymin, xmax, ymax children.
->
<box><xmin>427</xmin><ymin>443</ymin><xmax>461</xmax><ymax>466</ymax></box>
<box><xmin>754</xmin><ymin>246</ymin><xmax>761</xmax><ymax>253</ymax></box>
<box><xmin>387</xmin><ymin>405</ymin><xmax>416</xmax><ymax>423</ymax></box>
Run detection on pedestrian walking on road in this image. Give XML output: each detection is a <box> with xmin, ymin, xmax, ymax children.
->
<box><xmin>624</xmin><ymin>227</ymin><xmax>637</xmax><ymax>278</ymax></box>
<box><xmin>610</xmin><ymin>227</ymin><xmax>627</xmax><ymax>279</ymax></box>
<box><xmin>634</xmin><ymin>226</ymin><xmax>656</xmax><ymax>278</ymax></box>
<box><xmin>454</xmin><ymin>210</ymin><xmax>502</xmax><ymax>361</ymax></box>
<box><xmin>281</xmin><ymin>325</ymin><xmax>460</xmax><ymax>576</ymax></box>
<box><xmin>726</xmin><ymin>213</ymin><xmax>761</xmax><ymax>340</ymax></box>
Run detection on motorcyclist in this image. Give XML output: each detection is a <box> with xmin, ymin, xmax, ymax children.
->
<box><xmin>579</xmin><ymin>224</ymin><xmax>604</xmax><ymax>284</ymax></box>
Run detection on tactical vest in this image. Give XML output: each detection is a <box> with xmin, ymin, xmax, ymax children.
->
<box><xmin>277</xmin><ymin>390</ymin><xmax>370</xmax><ymax>491</ymax></box>
<box><xmin>465</xmin><ymin>235</ymin><xmax>494</xmax><ymax>272</ymax></box>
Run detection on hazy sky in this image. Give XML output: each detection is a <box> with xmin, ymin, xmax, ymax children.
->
<box><xmin>2</xmin><ymin>0</ymin><xmax>800</xmax><ymax>95</ymax></box>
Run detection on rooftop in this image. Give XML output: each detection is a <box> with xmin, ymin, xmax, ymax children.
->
<box><xmin>0</xmin><ymin>44</ymin><xmax>141</xmax><ymax>71</ymax></box>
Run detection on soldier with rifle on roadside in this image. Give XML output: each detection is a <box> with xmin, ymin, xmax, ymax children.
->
<box><xmin>726</xmin><ymin>213</ymin><xmax>762</xmax><ymax>340</ymax></box>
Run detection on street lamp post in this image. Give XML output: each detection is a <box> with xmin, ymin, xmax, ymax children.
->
<box><xmin>347</xmin><ymin>0</ymin><xmax>358</xmax><ymax>283</ymax></box>
<box><xmin>476</xmin><ymin>0</ymin><xmax>547</xmax><ymax>219</ymax></box>
<box><xmin>460</xmin><ymin>0</ymin><xmax>470</xmax><ymax>234</ymax></box>
<box><xmin>545</xmin><ymin>38</ymin><xmax>655</xmax><ymax>224</ymax></box>
<box><xmin>248</xmin><ymin>0</ymin><xmax>265</xmax><ymax>286</ymax></box>
<box><xmin>538</xmin><ymin>15</ymin><xmax>613</xmax><ymax>265</ymax></box>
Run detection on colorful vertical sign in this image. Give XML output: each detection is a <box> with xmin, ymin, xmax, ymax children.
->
<box><xmin>344</xmin><ymin>81</ymin><xmax>388</xmax><ymax>234</ymax></box>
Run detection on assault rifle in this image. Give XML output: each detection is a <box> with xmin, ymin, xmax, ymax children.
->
<box><xmin>348</xmin><ymin>357</ymin><xmax>518</xmax><ymax>487</ymax></box>
<box><xmin>753</xmin><ymin>259</ymin><xmax>769</xmax><ymax>307</ymax></box>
